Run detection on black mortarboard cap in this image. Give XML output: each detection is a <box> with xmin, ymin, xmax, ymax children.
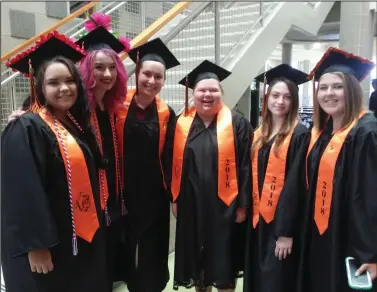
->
<box><xmin>254</xmin><ymin>64</ymin><xmax>309</xmax><ymax>85</ymax></box>
<box><xmin>7</xmin><ymin>31</ymin><xmax>86</xmax><ymax>76</ymax></box>
<box><xmin>309</xmin><ymin>47</ymin><xmax>375</xmax><ymax>81</ymax></box>
<box><xmin>128</xmin><ymin>38</ymin><xmax>180</xmax><ymax>70</ymax></box>
<box><xmin>178</xmin><ymin>60</ymin><xmax>231</xmax><ymax>89</ymax></box>
<box><xmin>75</xmin><ymin>26</ymin><xmax>126</xmax><ymax>53</ymax></box>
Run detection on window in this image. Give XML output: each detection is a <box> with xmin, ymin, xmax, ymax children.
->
<box><xmin>145</xmin><ymin>17</ymin><xmax>156</xmax><ymax>28</ymax></box>
<box><xmin>70</xmin><ymin>1</ymin><xmax>93</xmax><ymax>18</ymax></box>
<box><xmin>125</xmin><ymin>2</ymin><xmax>141</xmax><ymax>14</ymax></box>
<box><xmin>125</xmin><ymin>32</ymin><xmax>138</xmax><ymax>40</ymax></box>
<box><xmin>108</xmin><ymin>10</ymin><xmax>120</xmax><ymax>32</ymax></box>
<box><xmin>163</xmin><ymin>2</ymin><xmax>174</xmax><ymax>13</ymax></box>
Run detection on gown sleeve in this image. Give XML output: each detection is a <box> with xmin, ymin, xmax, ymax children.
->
<box><xmin>235</xmin><ymin>116</ymin><xmax>253</xmax><ymax>209</ymax></box>
<box><xmin>347</xmin><ymin>129</ymin><xmax>377</xmax><ymax>263</ymax></box>
<box><xmin>1</xmin><ymin>116</ymin><xmax>59</xmax><ymax>257</ymax></box>
<box><xmin>161</xmin><ymin>106</ymin><xmax>177</xmax><ymax>202</ymax></box>
<box><xmin>369</xmin><ymin>92</ymin><xmax>377</xmax><ymax>112</ymax></box>
<box><xmin>274</xmin><ymin>127</ymin><xmax>310</xmax><ymax>237</ymax></box>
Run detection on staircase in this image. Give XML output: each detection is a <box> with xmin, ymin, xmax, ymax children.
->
<box><xmin>1</xmin><ymin>1</ymin><xmax>334</xmax><ymax>130</ymax></box>
<box><xmin>125</xmin><ymin>1</ymin><xmax>334</xmax><ymax>112</ymax></box>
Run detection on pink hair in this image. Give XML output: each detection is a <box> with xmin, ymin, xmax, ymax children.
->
<box><xmin>78</xmin><ymin>49</ymin><xmax>127</xmax><ymax>112</ymax></box>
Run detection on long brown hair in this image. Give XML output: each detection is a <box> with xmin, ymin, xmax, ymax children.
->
<box><xmin>313</xmin><ymin>72</ymin><xmax>363</xmax><ymax>131</ymax></box>
<box><xmin>253</xmin><ymin>77</ymin><xmax>299</xmax><ymax>156</ymax></box>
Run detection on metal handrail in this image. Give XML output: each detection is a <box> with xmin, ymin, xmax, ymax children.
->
<box><xmin>0</xmin><ymin>1</ymin><xmax>97</xmax><ymax>62</ymax></box>
<box><xmin>1</xmin><ymin>2</ymin><xmax>118</xmax><ymax>80</ymax></box>
<box><xmin>124</xmin><ymin>1</ymin><xmax>213</xmax><ymax>77</ymax></box>
<box><xmin>70</xmin><ymin>2</ymin><xmax>126</xmax><ymax>39</ymax></box>
<box><xmin>175</xmin><ymin>1</ymin><xmax>279</xmax><ymax>115</ymax></box>
<box><xmin>1</xmin><ymin>1</ymin><xmax>126</xmax><ymax>87</ymax></box>
<box><xmin>220</xmin><ymin>2</ymin><xmax>277</xmax><ymax>66</ymax></box>
<box><xmin>63</xmin><ymin>2</ymin><xmax>118</xmax><ymax>36</ymax></box>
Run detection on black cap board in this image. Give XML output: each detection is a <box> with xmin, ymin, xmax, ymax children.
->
<box><xmin>128</xmin><ymin>38</ymin><xmax>180</xmax><ymax>70</ymax></box>
<box><xmin>7</xmin><ymin>31</ymin><xmax>86</xmax><ymax>76</ymax></box>
<box><xmin>309</xmin><ymin>47</ymin><xmax>375</xmax><ymax>81</ymax></box>
<box><xmin>178</xmin><ymin>60</ymin><xmax>231</xmax><ymax>89</ymax></box>
<box><xmin>254</xmin><ymin>64</ymin><xmax>309</xmax><ymax>85</ymax></box>
<box><xmin>75</xmin><ymin>26</ymin><xmax>126</xmax><ymax>53</ymax></box>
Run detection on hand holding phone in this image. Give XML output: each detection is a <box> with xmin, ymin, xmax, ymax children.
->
<box><xmin>345</xmin><ymin>257</ymin><xmax>373</xmax><ymax>290</ymax></box>
<box><xmin>356</xmin><ymin>263</ymin><xmax>377</xmax><ymax>280</ymax></box>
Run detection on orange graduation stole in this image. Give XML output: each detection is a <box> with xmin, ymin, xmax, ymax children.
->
<box><xmin>171</xmin><ymin>105</ymin><xmax>238</xmax><ymax>206</ymax></box>
<box><xmin>115</xmin><ymin>89</ymin><xmax>170</xmax><ymax>190</ymax></box>
<box><xmin>307</xmin><ymin>111</ymin><xmax>367</xmax><ymax>235</ymax></box>
<box><xmin>38</xmin><ymin>108</ymin><xmax>99</xmax><ymax>252</ymax></box>
<box><xmin>251</xmin><ymin>121</ymin><xmax>298</xmax><ymax>228</ymax></box>
<box><xmin>91</xmin><ymin>111</ymin><xmax>122</xmax><ymax>224</ymax></box>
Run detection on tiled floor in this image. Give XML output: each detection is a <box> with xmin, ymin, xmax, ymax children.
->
<box><xmin>113</xmin><ymin>253</ymin><xmax>244</xmax><ymax>292</ymax></box>
<box><xmin>1</xmin><ymin>253</ymin><xmax>244</xmax><ymax>292</ymax></box>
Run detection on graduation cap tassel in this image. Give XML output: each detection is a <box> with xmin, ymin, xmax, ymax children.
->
<box><xmin>135</xmin><ymin>50</ymin><xmax>140</xmax><ymax>95</ymax></box>
<box><xmin>185</xmin><ymin>76</ymin><xmax>189</xmax><ymax>116</ymax></box>
<box><xmin>261</xmin><ymin>73</ymin><xmax>267</xmax><ymax>118</ymax></box>
<box><xmin>312</xmin><ymin>76</ymin><xmax>316</xmax><ymax>124</ymax></box>
<box><xmin>263</xmin><ymin>73</ymin><xmax>267</xmax><ymax>99</ymax></box>
<box><xmin>28</xmin><ymin>59</ymin><xmax>41</xmax><ymax>113</ymax></box>
<box><xmin>72</xmin><ymin>235</ymin><xmax>78</xmax><ymax>256</ymax></box>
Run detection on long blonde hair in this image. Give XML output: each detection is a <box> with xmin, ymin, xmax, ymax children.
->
<box><xmin>253</xmin><ymin>78</ymin><xmax>299</xmax><ymax>157</ymax></box>
<box><xmin>313</xmin><ymin>72</ymin><xmax>363</xmax><ymax>131</ymax></box>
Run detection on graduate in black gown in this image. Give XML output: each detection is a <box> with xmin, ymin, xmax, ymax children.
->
<box><xmin>1</xmin><ymin>32</ymin><xmax>110</xmax><ymax>292</ymax></box>
<box><xmin>370</xmin><ymin>79</ymin><xmax>377</xmax><ymax>118</ymax></box>
<box><xmin>115</xmin><ymin>38</ymin><xmax>179</xmax><ymax>292</ymax></box>
<box><xmin>298</xmin><ymin>47</ymin><xmax>377</xmax><ymax>292</ymax></box>
<box><xmin>172</xmin><ymin>60</ymin><xmax>252</xmax><ymax>291</ymax></box>
<box><xmin>76</xmin><ymin>13</ymin><xmax>131</xmax><ymax>288</ymax></box>
<box><xmin>243</xmin><ymin>64</ymin><xmax>310</xmax><ymax>292</ymax></box>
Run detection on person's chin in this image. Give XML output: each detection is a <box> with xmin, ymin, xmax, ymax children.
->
<box><xmin>142</xmin><ymin>88</ymin><xmax>157</xmax><ymax>97</ymax></box>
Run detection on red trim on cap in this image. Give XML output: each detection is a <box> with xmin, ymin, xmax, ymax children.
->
<box><xmin>6</xmin><ymin>30</ymin><xmax>86</xmax><ymax>76</ymax></box>
<box><xmin>308</xmin><ymin>47</ymin><xmax>375</xmax><ymax>80</ymax></box>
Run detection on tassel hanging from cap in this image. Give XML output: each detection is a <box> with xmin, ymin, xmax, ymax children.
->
<box><xmin>135</xmin><ymin>50</ymin><xmax>140</xmax><ymax>95</ymax></box>
<box><xmin>312</xmin><ymin>76</ymin><xmax>316</xmax><ymax>102</ymax></box>
<box><xmin>312</xmin><ymin>76</ymin><xmax>316</xmax><ymax>125</ymax></box>
<box><xmin>27</xmin><ymin>59</ymin><xmax>41</xmax><ymax>113</ymax></box>
<box><xmin>184</xmin><ymin>76</ymin><xmax>189</xmax><ymax>116</ymax></box>
<box><xmin>261</xmin><ymin>73</ymin><xmax>268</xmax><ymax>117</ymax></box>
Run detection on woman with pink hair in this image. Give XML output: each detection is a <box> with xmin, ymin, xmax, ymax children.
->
<box><xmin>75</xmin><ymin>12</ymin><xmax>131</xmax><ymax>290</ymax></box>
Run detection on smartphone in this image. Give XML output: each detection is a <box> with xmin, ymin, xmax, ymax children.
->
<box><xmin>345</xmin><ymin>257</ymin><xmax>373</xmax><ymax>290</ymax></box>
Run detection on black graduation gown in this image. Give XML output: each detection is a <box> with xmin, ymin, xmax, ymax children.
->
<box><xmin>95</xmin><ymin>107</ymin><xmax>127</xmax><ymax>287</ymax></box>
<box><xmin>1</xmin><ymin>113</ymin><xmax>109</xmax><ymax>292</ymax></box>
<box><xmin>122</xmin><ymin>98</ymin><xmax>176</xmax><ymax>292</ymax></box>
<box><xmin>370</xmin><ymin>91</ymin><xmax>377</xmax><ymax>118</ymax></box>
<box><xmin>173</xmin><ymin>112</ymin><xmax>252</xmax><ymax>290</ymax></box>
<box><xmin>299</xmin><ymin>113</ymin><xmax>377</xmax><ymax>292</ymax></box>
<box><xmin>243</xmin><ymin>123</ymin><xmax>310</xmax><ymax>292</ymax></box>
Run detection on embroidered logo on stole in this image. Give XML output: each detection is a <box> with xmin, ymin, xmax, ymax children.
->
<box><xmin>39</xmin><ymin>109</ymin><xmax>99</xmax><ymax>243</ymax></box>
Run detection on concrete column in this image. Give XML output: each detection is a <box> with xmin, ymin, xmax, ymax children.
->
<box><xmin>282</xmin><ymin>43</ymin><xmax>292</xmax><ymax>65</ymax></box>
<box><xmin>339</xmin><ymin>2</ymin><xmax>375</xmax><ymax>105</ymax></box>
<box><xmin>301</xmin><ymin>60</ymin><xmax>311</xmax><ymax>107</ymax></box>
